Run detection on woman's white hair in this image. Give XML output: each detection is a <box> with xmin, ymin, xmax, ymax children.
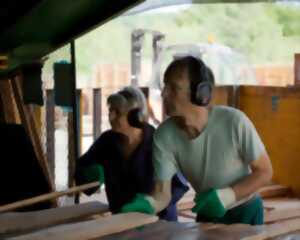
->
<box><xmin>107</xmin><ymin>86</ymin><xmax>148</xmax><ymax>118</ymax></box>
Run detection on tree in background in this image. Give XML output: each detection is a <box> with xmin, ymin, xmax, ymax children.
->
<box><xmin>66</xmin><ymin>3</ymin><xmax>300</xmax><ymax>76</ymax></box>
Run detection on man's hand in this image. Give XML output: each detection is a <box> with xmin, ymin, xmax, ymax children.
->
<box><xmin>192</xmin><ymin>188</ymin><xmax>236</xmax><ymax>218</ymax></box>
<box><xmin>121</xmin><ymin>180</ymin><xmax>172</xmax><ymax>215</ymax></box>
<box><xmin>81</xmin><ymin>164</ymin><xmax>104</xmax><ymax>185</ymax></box>
<box><xmin>121</xmin><ymin>194</ymin><xmax>155</xmax><ymax>214</ymax></box>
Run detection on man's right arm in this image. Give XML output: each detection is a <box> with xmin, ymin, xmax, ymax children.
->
<box><xmin>146</xmin><ymin>180</ymin><xmax>172</xmax><ymax>213</ymax></box>
<box><xmin>148</xmin><ymin>123</ymin><xmax>178</xmax><ymax>212</ymax></box>
<box><xmin>121</xmin><ymin>123</ymin><xmax>178</xmax><ymax>214</ymax></box>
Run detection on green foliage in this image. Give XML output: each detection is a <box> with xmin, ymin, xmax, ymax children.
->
<box><xmin>70</xmin><ymin>3</ymin><xmax>300</xmax><ymax>76</ymax></box>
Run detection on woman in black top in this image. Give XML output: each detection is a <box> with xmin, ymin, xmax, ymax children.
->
<box><xmin>76</xmin><ymin>86</ymin><xmax>188</xmax><ymax>220</ymax></box>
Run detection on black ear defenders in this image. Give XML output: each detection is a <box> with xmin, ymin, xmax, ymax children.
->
<box><xmin>118</xmin><ymin>90</ymin><xmax>145</xmax><ymax>129</ymax></box>
<box><xmin>185</xmin><ymin>56</ymin><xmax>214</xmax><ymax>106</ymax></box>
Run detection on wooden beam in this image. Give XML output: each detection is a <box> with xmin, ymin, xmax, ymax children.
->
<box><xmin>242</xmin><ymin>218</ymin><xmax>300</xmax><ymax>240</ymax></box>
<box><xmin>0</xmin><ymin>182</ymin><xmax>100</xmax><ymax>213</ymax></box>
<box><xmin>259</xmin><ymin>184</ymin><xmax>291</xmax><ymax>199</ymax></box>
<box><xmin>8</xmin><ymin>213</ymin><xmax>158</xmax><ymax>240</ymax></box>
<box><xmin>265</xmin><ymin>208</ymin><xmax>300</xmax><ymax>223</ymax></box>
<box><xmin>178</xmin><ymin>210</ymin><xmax>196</xmax><ymax>220</ymax></box>
<box><xmin>0</xmin><ymin>202</ymin><xmax>108</xmax><ymax>236</ymax></box>
<box><xmin>11</xmin><ymin>76</ymin><xmax>55</xmax><ymax>191</ymax></box>
<box><xmin>264</xmin><ymin>198</ymin><xmax>300</xmax><ymax>223</ymax></box>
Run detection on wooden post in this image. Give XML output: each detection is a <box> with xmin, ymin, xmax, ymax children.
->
<box><xmin>0</xmin><ymin>80</ymin><xmax>20</xmax><ymax>123</ymax></box>
<box><xmin>68</xmin><ymin>90</ymin><xmax>82</xmax><ymax>190</ymax></box>
<box><xmin>46</xmin><ymin>89</ymin><xmax>55</xmax><ymax>178</ymax></box>
<box><xmin>140</xmin><ymin>87</ymin><xmax>149</xmax><ymax>100</ymax></box>
<box><xmin>227</xmin><ymin>85</ymin><xmax>239</xmax><ymax>108</ymax></box>
<box><xmin>294</xmin><ymin>54</ymin><xmax>300</xmax><ymax>85</ymax></box>
<box><xmin>10</xmin><ymin>76</ymin><xmax>55</xmax><ymax>193</ymax></box>
<box><xmin>93</xmin><ymin>88</ymin><xmax>102</xmax><ymax>141</ymax></box>
<box><xmin>0</xmin><ymin>84</ymin><xmax>5</xmax><ymax>123</ymax></box>
<box><xmin>131</xmin><ymin>30</ymin><xmax>144</xmax><ymax>86</ymax></box>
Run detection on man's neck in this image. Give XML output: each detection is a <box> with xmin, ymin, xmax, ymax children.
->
<box><xmin>176</xmin><ymin>106</ymin><xmax>209</xmax><ymax>139</ymax></box>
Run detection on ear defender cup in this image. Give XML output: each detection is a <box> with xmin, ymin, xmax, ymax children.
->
<box><xmin>127</xmin><ymin>108</ymin><xmax>144</xmax><ymax>129</ymax></box>
<box><xmin>186</xmin><ymin>56</ymin><xmax>213</xmax><ymax>106</ymax></box>
<box><xmin>117</xmin><ymin>90</ymin><xmax>145</xmax><ymax>129</ymax></box>
<box><xmin>195</xmin><ymin>81</ymin><xmax>213</xmax><ymax>106</ymax></box>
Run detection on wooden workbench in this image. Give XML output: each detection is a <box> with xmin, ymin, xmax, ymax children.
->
<box><xmin>100</xmin><ymin>220</ymin><xmax>300</xmax><ymax>240</ymax></box>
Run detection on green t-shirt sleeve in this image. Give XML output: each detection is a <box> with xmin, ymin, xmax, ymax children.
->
<box><xmin>153</xmin><ymin>128</ymin><xmax>178</xmax><ymax>181</ymax></box>
<box><xmin>236</xmin><ymin>112</ymin><xmax>267</xmax><ymax>164</ymax></box>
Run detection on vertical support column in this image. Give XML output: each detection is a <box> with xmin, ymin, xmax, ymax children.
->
<box><xmin>140</xmin><ymin>87</ymin><xmax>149</xmax><ymax>100</ymax></box>
<box><xmin>93</xmin><ymin>88</ymin><xmax>102</xmax><ymax>141</ymax></box>
<box><xmin>152</xmin><ymin>33</ymin><xmax>165</xmax><ymax>87</ymax></box>
<box><xmin>0</xmin><ymin>83</ymin><xmax>5</xmax><ymax>123</ymax></box>
<box><xmin>294</xmin><ymin>54</ymin><xmax>300</xmax><ymax>85</ymax></box>
<box><xmin>70</xmin><ymin>41</ymin><xmax>80</xmax><ymax>203</ymax></box>
<box><xmin>68</xmin><ymin>89</ymin><xmax>82</xmax><ymax>189</ymax></box>
<box><xmin>46</xmin><ymin>89</ymin><xmax>55</xmax><ymax>179</ymax></box>
<box><xmin>131</xmin><ymin>29</ymin><xmax>144</xmax><ymax>86</ymax></box>
<box><xmin>153</xmin><ymin>33</ymin><xmax>166</xmax><ymax>121</ymax></box>
<box><xmin>227</xmin><ymin>85</ymin><xmax>240</xmax><ymax>108</ymax></box>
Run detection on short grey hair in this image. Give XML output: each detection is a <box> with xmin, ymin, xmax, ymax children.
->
<box><xmin>107</xmin><ymin>86</ymin><xmax>148</xmax><ymax>118</ymax></box>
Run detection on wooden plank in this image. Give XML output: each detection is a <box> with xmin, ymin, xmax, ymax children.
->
<box><xmin>242</xmin><ymin>218</ymin><xmax>300</xmax><ymax>240</ymax></box>
<box><xmin>204</xmin><ymin>224</ymin><xmax>264</xmax><ymax>240</ymax></box>
<box><xmin>0</xmin><ymin>202</ymin><xmax>109</xmax><ymax>236</ymax></box>
<box><xmin>259</xmin><ymin>185</ymin><xmax>292</xmax><ymax>199</ymax></box>
<box><xmin>264</xmin><ymin>198</ymin><xmax>300</xmax><ymax>223</ymax></box>
<box><xmin>0</xmin><ymin>182</ymin><xmax>100</xmax><ymax>213</ymax></box>
<box><xmin>265</xmin><ymin>208</ymin><xmax>300</xmax><ymax>223</ymax></box>
<box><xmin>178</xmin><ymin>210</ymin><xmax>196</xmax><ymax>219</ymax></box>
<box><xmin>98</xmin><ymin>219</ymin><xmax>300</xmax><ymax>240</ymax></box>
<box><xmin>11</xmin><ymin>76</ymin><xmax>55</xmax><ymax>191</ymax></box>
<box><xmin>9</xmin><ymin>213</ymin><xmax>158</xmax><ymax>240</ymax></box>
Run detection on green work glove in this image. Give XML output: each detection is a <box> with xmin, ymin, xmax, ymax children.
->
<box><xmin>81</xmin><ymin>164</ymin><xmax>105</xmax><ymax>186</ymax></box>
<box><xmin>192</xmin><ymin>188</ymin><xmax>236</xmax><ymax>218</ymax></box>
<box><xmin>121</xmin><ymin>193</ymin><xmax>155</xmax><ymax>214</ymax></box>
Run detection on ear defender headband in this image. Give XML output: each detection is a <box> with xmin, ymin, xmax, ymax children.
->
<box><xmin>117</xmin><ymin>90</ymin><xmax>145</xmax><ymax>129</ymax></box>
<box><xmin>186</xmin><ymin>56</ymin><xmax>213</xmax><ymax>106</ymax></box>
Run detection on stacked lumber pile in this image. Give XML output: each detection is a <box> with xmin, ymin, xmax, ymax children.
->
<box><xmin>2</xmin><ymin>183</ymin><xmax>300</xmax><ymax>239</ymax></box>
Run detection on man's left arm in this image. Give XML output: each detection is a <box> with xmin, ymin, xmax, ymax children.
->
<box><xmin>232</xmin><ymin>152</ymin><xmax>273</xmax><ymax>201</ymax></box>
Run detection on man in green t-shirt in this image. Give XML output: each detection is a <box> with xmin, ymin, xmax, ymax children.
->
<box><xmin>121</xmin><ymin>56</ymin><xmax>273</xmax><ymax>225</ymax></box>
